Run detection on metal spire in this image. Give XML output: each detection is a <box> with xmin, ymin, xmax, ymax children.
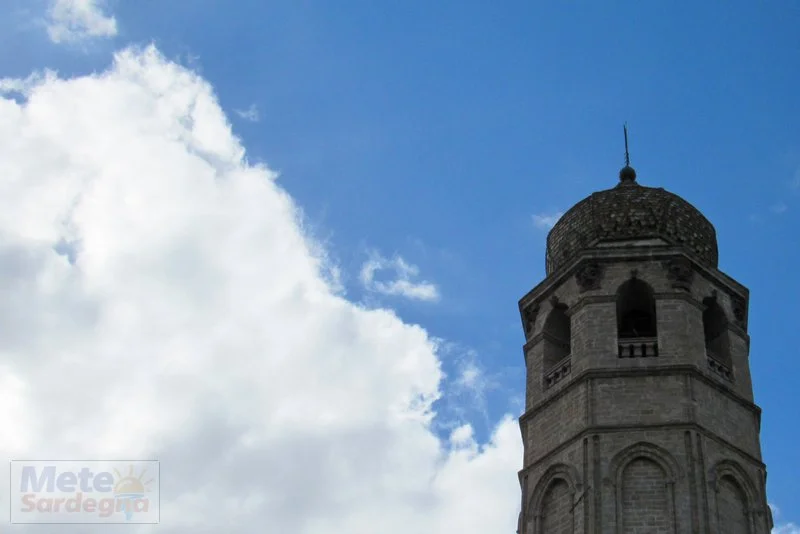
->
<box><xmin>624</xmin><ymin>123</ymin><xmax>630</xmax><ymax>167</ymax></box>
<box><xmin>618</xmin><ymin>123</ymin><xmax>637</xmax><ymax>184</ymax></box>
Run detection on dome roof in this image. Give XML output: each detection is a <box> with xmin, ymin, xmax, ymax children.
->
<box><xmin>545</xmin><ymin>173</ymin><xmax>718</xmax><ymax>275</ymax></box>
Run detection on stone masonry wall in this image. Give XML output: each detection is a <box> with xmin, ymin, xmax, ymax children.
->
<box><xmin>518</xmin><ymin>244</ymin><xmax>769</xmax><ymax>533</ymax></box>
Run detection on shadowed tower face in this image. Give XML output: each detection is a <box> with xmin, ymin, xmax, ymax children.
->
<box><xmin>516</xmin><ymin>161</ymin><xmax>771</xmax><ymax>534</ymax></box>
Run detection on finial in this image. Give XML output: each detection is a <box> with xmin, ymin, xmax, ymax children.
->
<box><xmin>619</xmin><ymin>123</ymin><xmax>637</xmax><ymax>184</ymax></box>
<box><xmin>624</xmin><ymin>123</ymin><xmax>630</xmax><ymax>167</ymax></box>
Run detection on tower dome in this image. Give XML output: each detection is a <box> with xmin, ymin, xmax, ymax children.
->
<box><xmin>545</xmin><ymin>169</ymin><xmax>718</xmax><ymax>274</ymax></box>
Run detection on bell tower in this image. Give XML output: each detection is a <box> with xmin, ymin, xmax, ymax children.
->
<box><xmin>516</xmin><ymin>155</ymin><xmax>771</xmax><ymax>533</ymax></box>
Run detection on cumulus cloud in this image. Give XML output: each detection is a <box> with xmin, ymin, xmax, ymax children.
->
<box><xmin>532</xmin><ymin>211</ymin><xmax>563</xmax><ymax>230</ymax></box>
<box><xmin>46</xmin><ymin>0</ymin><xmax>118</xmax><ymax>43</ymax></box>
<box><xmin>0</xmin><ymin>71</ymin><xmax>57</xmax><ymax>95</ymax></box>
<box><xmin>234</xmin><ymin>104</ymin><xmax>260</xmax><ymax>123</ymax></box>
<box><xmin>360</xmin><ymin>251</ymin><xmax>440</xmax><ymax>302</ymax></box>
<box><xmin>0</xmin><ymin>45</ymin><xmax>522</xmax><ymax>532</ymax></box>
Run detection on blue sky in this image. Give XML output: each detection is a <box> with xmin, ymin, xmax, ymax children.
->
<box><xmin>2</xmin><ymin>0</ymin><xmax>800</xmax><ymax>530</ymax></box>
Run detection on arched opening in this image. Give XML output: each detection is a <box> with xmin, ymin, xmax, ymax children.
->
<box><xmin>716</xmin><ymin>475</ymin><xmax>750</xmax><ymax>534</ymax></box>
<box><xmin>610</xmin><ymin>442</ymin><xmax>679</xmax><ymax>533</ymax></box>
<box><xmin>539</xmin><ymin>479</ymin><xmax>572</xmax><ymax>534</ymax></box>
<box><xmin>617</xmin><ymin>279</ymin><xmax>657</xmax><ymax>338</ymax></box>
<box><xmin>528</xmin><ymin>463</ymin><xmax>580</xmax><ymax>534</ymax></box>
<box><xmin>703</xmin><ymin>297</ymin><xmax>732</xmax><ymax>370</ymax></box>
<box><xmin>616</xmin><ymin>279</ymin><xmax>658</xmax><ymax>357</ymax></box>
<box><xmin>542</xmin><ymin>306</ymin><xmax>571</xmax><ymax>387</ymax></box>
<box><xmin>621</xmin><ymin>457</ymin><xmax>672</xmax><ymax>533</ymax></box>
<box><xmin>712</xmin><ymin>460</ymin><xmax>758</xmax><ymax>534</ymax></box>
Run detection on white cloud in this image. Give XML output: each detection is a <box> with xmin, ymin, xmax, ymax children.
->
<box><xmin>0</xmin><ymin>45</ymin><xmax>522</xmax><ymax>532</ymax></box>
<box><xmin>450</xmin><ymin>350</ymin><xmax>495</xmax><ymax>415</ymax></box>
<box><xmin>532</xmin><ymin>211</ymin><xmax>563</xmax><ymax>230</ymax></box>
<box><xmin>449</xmin><ymin>424</ymin><xmax>474</xmax><ymax>447</ymax></box>
<box><xmin>360</xmin><ymin>251</ymin><xmax>440</xmax><ymax>302</ymax></box>
<box><xmin>457</xmin><ymin>362</ymin><xmax>482</xmax><ymax>389</ymax></box>
<box><xmin>235</xmin><ymin>104</ymin><xmax>260</xmax><ymax>123</ymax></box>
<box><xmin>430</xmin><ymin>341</ymin><xmax>507</xmax><ymax>430</ymax></box>
<box><xmin>771</xmin><ymin>504</ymin><xmax>800</xmax><ymax>534</ymax></box>
<box><xmin>0</xmin><ymin>71</ymin><xmax>58</xmax><ymax>96</ymax></box>
<box><xmin>46</xmin><ymin>0</ymin><xmax>118</xmax><ymax>43</ymax></box>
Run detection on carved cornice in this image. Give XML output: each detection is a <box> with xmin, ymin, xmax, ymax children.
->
<box><xmin>519</xmin><ymin>248</ymin><xmax>748</xmax><ymax>312</ymax></box>
<box><xmin>532</xmin><ymin>289</ymin><xmax>708</xmax><ymax>319</ymax></box>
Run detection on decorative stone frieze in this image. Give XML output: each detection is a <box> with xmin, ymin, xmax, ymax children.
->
<box><xmin>663</xmin><ymin>257</ymin><xmax>694</xmax><ymax>291</ymax></box>
<box><xmin>575</xmin><ymin>262</ymin><xmax>604</xmax><ymax>292</ymax></box>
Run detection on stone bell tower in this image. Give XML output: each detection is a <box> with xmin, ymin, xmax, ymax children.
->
<box><xmin>516</xmin><ymin>159</ymin><xmax>772</xmax><ymax>533</ymax></box>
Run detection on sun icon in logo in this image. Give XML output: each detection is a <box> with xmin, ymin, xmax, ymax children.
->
<box><xmin>113</xmin><ymin>465</ymin><xmax>154</xmax><ymax>520</ymax></box>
